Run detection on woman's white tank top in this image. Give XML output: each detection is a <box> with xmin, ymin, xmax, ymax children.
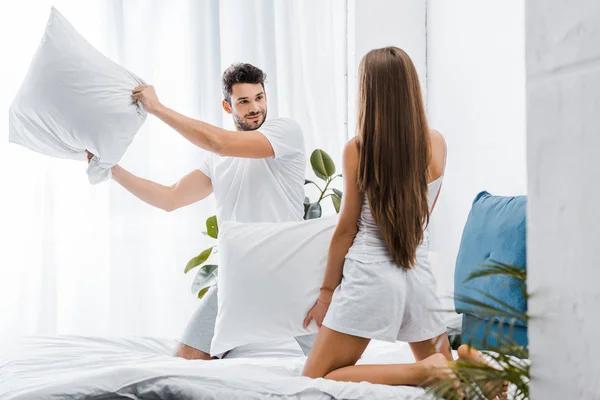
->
<box><xmin>345</xmin><ymin>175</ymin><xmax>444</xmax><ymax>264</ymax></box>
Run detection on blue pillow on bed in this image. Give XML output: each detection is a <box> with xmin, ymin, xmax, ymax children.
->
<box><xmin>454</xmin><ymin>191</ymin><xmax>527</xmax><ymax>327</ymax></box>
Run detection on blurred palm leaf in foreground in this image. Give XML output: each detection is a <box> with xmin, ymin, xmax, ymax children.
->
<box><xmin>428</xmin><ymin>261</ymin><xmax>530</xmax><ymax>400</ymax></box>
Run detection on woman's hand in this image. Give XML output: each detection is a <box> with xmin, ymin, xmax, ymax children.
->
<box><xmin>303</xmin><ymin>289</ymin><xmax>334</xmax><ymax>329</ymax></box>
<box><xmin>85</xmin><ymin>150</ymin><xmax>94</xmax><ymax>164</ymax></box>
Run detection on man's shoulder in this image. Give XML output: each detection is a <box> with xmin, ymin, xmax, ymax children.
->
<box><xmin>261</xmin><ymin>117</ymin><xmax>303</xmax><ymax>133</ymax></box>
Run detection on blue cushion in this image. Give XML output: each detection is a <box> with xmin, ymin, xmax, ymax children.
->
<box><xmin>462</xmin><ymin>314</ymin><xmax>528</xmax><ymax>356</ymax></box>
<box><xmin>454</xmin><ymin>191</ymin><xmax>527</xmax><ymax>327</ymax></box>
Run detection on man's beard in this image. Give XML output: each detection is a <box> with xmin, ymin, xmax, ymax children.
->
<box><xmin>234</xmin><ymin>109</ymin><xmax>267</xmax><ymax>131</ymax></box>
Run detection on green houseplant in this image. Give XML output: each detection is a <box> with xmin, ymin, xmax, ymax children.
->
<box><xmin>304</xmin><ymin>149</ymin><xmax>343</xmax><ymax>219</ymax></box>
<box><xmin>428</xmin><ymin>261</ymin><xmax>530</xmax><ymax>400</ymax></box>
<box><xmin>185</xmin><ymin>149</ymin><xmax>342</xmax><ymax>299</ymax></box>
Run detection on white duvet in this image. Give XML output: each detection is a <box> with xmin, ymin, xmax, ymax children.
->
<box><xmin>0</xmin><ymin>335</ymin><xmax>435</xmax><ymax>399</ymax></box>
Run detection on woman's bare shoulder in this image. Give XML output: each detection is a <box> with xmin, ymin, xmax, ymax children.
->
<box><xmin>429</xmin><ymin>129</ymin><xmax>446</xmax><ymax>180</ymax></box>
<box><xmin>430</xmin><ymin>129</ymin><xmax>446</xmax><ymax>147</ymax></box>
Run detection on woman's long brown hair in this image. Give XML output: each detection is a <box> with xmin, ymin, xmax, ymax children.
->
<box><xmin>356</xmin><ymin>47</ymin><xmax>431</xmax><ymax>269</ymax></box>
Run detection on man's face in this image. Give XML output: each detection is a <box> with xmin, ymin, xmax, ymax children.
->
<box><xmin>223</xmin><ymin>83</ymin><xmax>267</xmax><ymax>131</ymax></box>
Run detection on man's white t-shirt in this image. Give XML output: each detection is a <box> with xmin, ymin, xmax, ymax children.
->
<box><xmin>198</xmin><ymin>117</ymin><xmax>306</xmax><ymax>224</ymax></box>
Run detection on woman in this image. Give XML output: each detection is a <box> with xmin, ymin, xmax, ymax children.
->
<box><xmin>302</xmin><ymin>47</ymin><xmax>506</xmax><ymax>399</ymax></box>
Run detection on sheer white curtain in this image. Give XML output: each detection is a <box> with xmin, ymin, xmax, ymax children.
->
<box><xmin>0</xmin><ymin>0</ymin><xmax>347</xmax><ymax>345</ymax></box>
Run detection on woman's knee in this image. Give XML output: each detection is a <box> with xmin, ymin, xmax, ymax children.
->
<box><xmin>302</xmin><ymin>366</ymin><xmax>326</xmax><ymax>379</ymax></box>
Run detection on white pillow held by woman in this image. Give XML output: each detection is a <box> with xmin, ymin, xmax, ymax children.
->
<box><xmin>211</xmin><ymin>216</ymin><xmax>337</xmax><ymax>356</ymax></box>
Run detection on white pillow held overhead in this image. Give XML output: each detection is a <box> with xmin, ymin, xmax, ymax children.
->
<box><xmin>211</xmin><ymin>216</ymin><xmax>337</xmax><ymax>356</ymax></box>
<box><xmin>9</xmin><ymin>7</ymin><xmax>146</xmax><ymax>184</ymax></box>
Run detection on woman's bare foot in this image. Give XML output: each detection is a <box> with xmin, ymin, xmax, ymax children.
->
<box><xmin>417</xmin><ymin>353</ymin><xmax>464</xmax><ymax>399</ymax></box>
<box><xmin>457</xmin><ymin>344</ymin><xmax>508</xmax><ymax>400</ymax></box>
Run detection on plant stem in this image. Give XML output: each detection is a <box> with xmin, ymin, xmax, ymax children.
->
<box><xmin>318</xmin><ymin>178</ymin><xmax>332</xmax><ymax>203</ymax></box>
<box><xmin>307</xmin><ymin>181</ymin><xmax>323</xmax><ymax>192</ymax></box>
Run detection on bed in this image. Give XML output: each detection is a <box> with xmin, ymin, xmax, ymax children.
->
<box><xmin>0</xmin><ymin>335</ymin><xmax>436</xmax><ymax>399</ymax></box>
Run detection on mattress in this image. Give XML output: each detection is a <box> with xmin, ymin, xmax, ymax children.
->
<box><xmin>0</xmin><ymin>335</ymin><xmax>434</xmax><ymax>399</ymax></box>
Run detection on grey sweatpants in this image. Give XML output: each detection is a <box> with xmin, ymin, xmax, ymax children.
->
<box><xmin>179</xmin><ymin>283</ymin><xmax>316</xmax><ymax>356</ymax></box>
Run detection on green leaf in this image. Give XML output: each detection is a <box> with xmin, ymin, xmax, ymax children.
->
<box><xmin>200</xmin><ymin>264</ymin><xmax>218</xmax><ymax>276</ymax></box>
<box><xmin>332</xmin><ymin>194</ymin><xmax>341</xmax><ymax>213</ymax></box>
<box><xmin>190</xmin><ymin>264</ymin><xmax>218</xmax><ymax>294</ymax></box>
<box><xmin>466</xmin><ymin>261</ymin><xmax>526</xmax><ymax>284</ymax></box>
<box><xmin>184</xmin><ymin>247</ymin><xmax>213</xmax><ymax>274</ymax></box>
<box><xmin>453</xmin><ymin>293</ymin><xmax>528</xmax><ymax>323</ymax></box>
<box><xmin>197</xmin><ymin>286</ymin><xmax>210</xmax><ymax>299</ymax></box>
<box><xmin>303</xmin><ymin>196</ymin><xmax>311</xmax><ymax>219</ymax></box>
<box><xmin>472</xmin><ymin>288</ymin><xmax>529</xmax><ymax>321</ymax></box>
<box><xmin>304</xmin><ymin>202</ymin><xmax>322</xmax><ymax>220</ymax></box>
<box><xmin>430</xmin><ymin>351</ymin><xmax>530</xmax><ymax>400</ymax></box>
<box><xmin>310</xmin><ymin>149</ymin><xmax>336</xmax><ymax>180</ymax></box>
<box><xmin>206</xmin><ymin>215</ymin><xmax>218</xmax><ymax>239</ymax></box>
<box><xmin>332</xmin><ymin>188</ymin><xmax>343</xmax><ymax>198</ymax></box>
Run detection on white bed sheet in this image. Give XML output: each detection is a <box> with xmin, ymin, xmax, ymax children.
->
<box><xmin>0</xmin><ymin>335</ymin><xmax>434</xmax><ymax>400</ymax></box>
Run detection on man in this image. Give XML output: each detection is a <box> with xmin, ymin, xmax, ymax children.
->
<box><xmin>94</xmin><ymin>63</ymin><xmax>312</xmax><ymax>359</ymax></box>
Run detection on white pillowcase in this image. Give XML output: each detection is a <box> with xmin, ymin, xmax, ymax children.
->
<box><xmin>211</xmin><ymin>216</ymin><xmax>337</xmax><ymax>356</ymax></box>
<box><xmin>9</xmin><ymin>7</ymin><xmax>146</xmax><ymax>184</ymax></box>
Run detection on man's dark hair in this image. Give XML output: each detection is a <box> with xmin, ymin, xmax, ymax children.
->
<box><xmin>222</xmin><ymin>63</ymin><xmax>267</xmax><ymax>104</ymax></box>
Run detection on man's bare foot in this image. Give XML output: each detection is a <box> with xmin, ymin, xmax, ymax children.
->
<box><xmin>418</xmin><ymin>353</ymin><xmax>464</xmax><ymax>399</ymax></box>
<box><xmin>457</xmin><ymin>344</ymin><xmax>508</xmax><ymax>400</ymax></box>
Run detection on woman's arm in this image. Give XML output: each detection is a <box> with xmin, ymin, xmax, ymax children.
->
<box><xmin>304</xmin><ymin>139</ymin><xmax>363</xmax><ymax>328</ymax></box>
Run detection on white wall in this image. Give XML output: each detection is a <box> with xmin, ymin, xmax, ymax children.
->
<box><xmin>347</xmin><ymin>0</ymin><xmax>427</xmax><ymax>137</ymax></box>
<box><xmin>527</xmin><ymin>0</ymin><xmax>600</xmax><ymax>398</ymax></box>
<box><xmin>426</xmin><ymin>0</ymin><xmax>527</xmax><ymax>308</ymax></box>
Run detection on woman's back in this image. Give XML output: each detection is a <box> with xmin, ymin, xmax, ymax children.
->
<box><xmin>346</xmin><ymin>131</ymin><xmax>446</xmax><ymax>265</ymax></box>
